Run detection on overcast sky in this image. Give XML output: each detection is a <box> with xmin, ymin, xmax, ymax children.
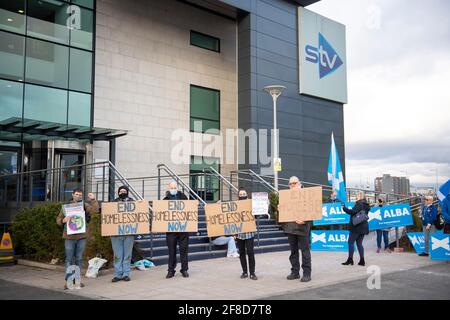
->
<box><xmin>308</xmin><ymin>0</ymin><xmax>450</xmax><ymax>190</ymax></box>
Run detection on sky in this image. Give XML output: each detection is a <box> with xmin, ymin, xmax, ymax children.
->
<box><xmin>308</xmin><ymin>0</ymin><xmax>450</xmax><ymax>190</ymax></box>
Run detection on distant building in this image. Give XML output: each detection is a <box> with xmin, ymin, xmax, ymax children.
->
<box><xmin>374</xmin><ymin>174</ymin><xmax>410</xmax><ymax>196</ymax></box>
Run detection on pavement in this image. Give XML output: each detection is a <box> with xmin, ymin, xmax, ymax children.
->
<box><xmin>266</xmin><ymin>263</ymin><xmax>450</xmax><ymax>300</ymax></box>
<box><xmin>0</xmin><ymin>248</ymin><xmax>447</xmax><ymax>300</ymax></box>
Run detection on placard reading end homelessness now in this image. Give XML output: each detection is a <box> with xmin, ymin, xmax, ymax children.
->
<box><xmin>151</xmin><ymin>200</ymin><xmax>199</xmax><ymax>233</ymax></box>
<box><xmin>101</xmin><ymin>201</ymin><xmax>150</xmax><ymax>236</ymax></box>
<box><xmin>205</xmin><ymin>200</ymin><xmax>256</xmax><ymax>237</ymax></box>
<box><xmin>278</xmin><ymin>186</ymin><xmax>323</xmax><ymax>222</ymax></box>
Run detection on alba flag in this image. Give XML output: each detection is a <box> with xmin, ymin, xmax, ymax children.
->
<box><xmin>327</xmin><ymin>132</ymin><xmax>347</xmax><ymax>202</ymax></box>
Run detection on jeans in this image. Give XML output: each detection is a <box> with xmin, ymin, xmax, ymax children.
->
<box><xmin>287</xmin><ymin>234</ymin><xmax>311</xmax><ymax>277</ymax></box>
<box><xmin>111</xmin><ymin>235</ymin><xmax>134</xmax><ymax>278</ymax></box>
<box><xmin>348</xmin><ymin>232</ymin><xmax>365</xmax><ymax>260</ymax></box>
<box><xmin>423</xmin><ymin>225</ymin><xmax>436</xmax><ymax>254</ymax></box>
<box><xmin>236</xmin><ymin>238</ymin><xmax>255</xmax><ymax>274</ymax></box>
<box><xmin>166</xmin><ymin>233</ymin><xmax>189</xmax><ymax>273</ymax></box>
<box><xmin>64</xmin><ymin>239</ymin><xmax>86</xmax><ymax>280</ymax></box>
<box><xmin>376</xmin><ymin>230</ymin><xmax>389</xmax><ymax>249</ymax></box>
<box><xmin>212</xmin><ymin>236</ymin><xmax>238</xmax><ymax>256</ymax></box>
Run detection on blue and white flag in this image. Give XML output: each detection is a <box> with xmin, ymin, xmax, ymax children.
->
<box><xmin>430</xmin><ymin>232</ymin><xmax>450</xmax><ymax>261</ymax></box>
<box><xmin>437</xmin><ymin>179</ymin><xmax>450</xmax><ymax>204</ymax></box>
<box><xmin>327</xmin><ymin>132</ymin><xmax>347</xmax><ymax>202</ymax></box>
<box><xmin>407</xmin><ymin>232</ymin><xmax>425</xmax><ymax>254</ymax></box>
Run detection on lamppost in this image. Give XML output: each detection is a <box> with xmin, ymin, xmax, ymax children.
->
<box><xmin>263</xmin><ymin>85</ymin><xmax>286</xmax><ymax>191</ymax></box>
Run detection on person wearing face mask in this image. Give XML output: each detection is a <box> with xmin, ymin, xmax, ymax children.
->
<box><xmin>56</xmin><ymin>188</ymin><xmax>99</xmax><ymax>289</ymax></box>
<box><xmin>110</xmin><ymin>186</ymin><xmax>135</xmax><ymax>283</ymax></box>
<box><xmin>236</xmin><ymin>188</ymin><xmax>257</xmax><ymax>280</ymax></box>
<box><xmin>163</xmin><ymin>181</ymin><xmax>189</xmax><ymax>278</ymax></box>
<box><xmin>278</xmin><ymin>176</ymin><xmax>312</xmax><ymax>283</ymax></box>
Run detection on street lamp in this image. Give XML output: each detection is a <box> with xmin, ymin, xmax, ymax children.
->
<box><xmin>263</xmin><ymin>85</ymin><xmax>286</xmax><ymax>191</ymax></box>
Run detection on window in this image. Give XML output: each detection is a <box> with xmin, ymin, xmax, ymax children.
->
<box><xmin>0</xmin><ymin>31</ymin><xmax>25</xmax><ymax>81</ymax></box>
<box><xmin>27</xmin><ymin>0</ymin><xmax>70</xmax><ymax>45</ymax></box>
<box><xmin>24</xmin><ymin>84</ymin><xmax>67</xmax><ymax>124</ymax></box>
<box><xmin>68</xmin><ymin>91</ymin><xmax>91</xmax><ymax>126</ymax></box>
<box><xmin>190</xmin><ymin>156</ymin><xmax>220</xmax><ymax>201</ymax></box>
<box><xmin>190</xmin><ymin>31</ymin><xmax>220</xmax><ymax>52</ymax></box>
<box><xmin>69</xmin><ymin>5</ymin><xmax>93</xmax><ymax>50</ymax></box>
<box><xmin>0</xmin><ymin>79</ymin><xmax>23</xmax><ymax>122</ymax></box>
<box><xmin>71</xmin><ymin>0</ymin><xmax>94</xmax><ymax>10</ymax></box>
<box><xmin>25</xmin><ymin>37</ymin><xmax>69</xmax><ymax>89</ymax></box>
<box><xmin>69</xmin><ymin>48</ymin><xmax>92</xmax><ymax>92</ymax></box>
<box><xmin>0</xmin><ymin>0</ymin><xmax>26</xmax><ymax>34</ymax></box>
<box><xmin>190</xmin><ymin>85</ymin><xmax>220</xmax><ymax>133</ymax></box>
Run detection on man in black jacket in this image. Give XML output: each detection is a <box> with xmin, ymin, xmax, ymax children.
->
<box><xmin>163</xmin><ymin>181</ymin><xmax>189</xmax><ymax>278</ymax></box>
<box><xmin>279</xmin><ymin>176</ymin><xmax>312</xmax><ymax>283</ymax></box>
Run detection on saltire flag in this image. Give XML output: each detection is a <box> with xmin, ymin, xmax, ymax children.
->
<box><xmin>327</xmin><ymin>132</ymin><xmax>347</xmax><ymax>202</ymax></box>
<box><xmin>437</xmin><ymin>179</ymin><xmax>450</xmax><ymax>204</ymax></box>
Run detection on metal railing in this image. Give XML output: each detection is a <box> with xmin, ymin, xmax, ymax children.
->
<box><xmin>157</xmin><ymin>164</ymin><xmax>206</xmax><ymax>206</ymax></box>
<box><xmin>0</xmin><ymin>161</ymin><xmax>143</xmax><ymax>223</ymax></box>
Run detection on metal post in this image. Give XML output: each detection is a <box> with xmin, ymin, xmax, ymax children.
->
<box><xmin>108</xmin><ymin>139</ymin><xmax>116</xmax><ymax>202</ymax></box>
<box><xmin>157</xmin><ymin>167</ymin><xmax>161</xmax><ymax>200</ymax></box>
<box><xmin>273</xmin><ymin>95</ymin><xmax>278</xmax><ymax>191</ymax></box>
<box><xmin>102</xmin><ymin>165</ymin><xmax>105</xmax><ymax>202</ymax></box>
<box><xmin>395</xmin><ymin>227</ymin><xmax>399</xmax><ymax>248</ymax></box>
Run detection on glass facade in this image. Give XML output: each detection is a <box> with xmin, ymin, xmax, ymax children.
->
<box><xmin>0</xmin><ymin>0</ymin><xmax>95</xmax><ymax>129</ymax></box>
<box><xmin>190</xmin><ymin>85</ymin><xmax>220</xmax><ymax>133</ymax></box>
<box><xmin>190</xmin><ymin>156</ymin><xmax>220</xmax><ymax>201</ymax></box>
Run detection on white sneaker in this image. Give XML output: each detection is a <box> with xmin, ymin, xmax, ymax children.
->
<box><xmin>231</xmin><ymin>253</ymin><xmax>240</xmax><ymax>258</ymax></box>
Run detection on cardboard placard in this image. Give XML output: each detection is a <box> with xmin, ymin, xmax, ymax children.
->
<box><xmin>101</xmin><ymin>201</ymin><xmax>150</xmax><ymax>236</ymax></box>
<box><xmin>278</xmin><ymin>186</ymin><xmax>323</xmax><ymax>222</ymax></box>
<box><xmin>205</xmin><ymin>199</ymin><xmax>257</xmax><ymax>237</ymax></box>
<box><xmin>63</xmin><ymin>202</ymin><xmax>86</xmax><ymax>235</ymax></box>
<box><xmin>151</xmin><ymin>200</ymin><xmax>199</xmax><ymax>233</ymax></box>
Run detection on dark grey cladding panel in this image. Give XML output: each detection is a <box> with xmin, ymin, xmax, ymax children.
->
<box><xmin>235</xmin><ymin>0</ymin><xmax>344</xmax><ymax>183</ymax></box>
<box><xmin>256</xmin><ymin>32</ymin><xmax>297</xmax><ymax>58</ymax></box>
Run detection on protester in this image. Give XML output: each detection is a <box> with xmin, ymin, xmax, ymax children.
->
<box><xmin>279</xmin><ymin>176</ymin><xmax>312</xmax><ymax>282</ymax></box>
<box><xmin>442</xmin><ymin>193</ymin><xmax>450</xmax><ymax>234</ymax></box>
<box><xmin>375</xmin><ymin>198</ymin><xmax>391</xmax><ymax>253</ymax></box>
<box><xmin>56</xmin><ymin>188</ymin><xmax>99</xmax><ymax>289</ymax></box>
<box><xmin>235</xmin><ymin>188</ymin><xmax>257</xmax><ymax>280</ymax></box>
<box><xmin>111</xmin><ymin>186</ymin><xmax>135</xmax><ymax>283</ymax></box>
<box><xmin>418</xmin><ymin>196</ymin><xmax>437</xmax><ymax>256</ymax></box>
<box><xmin>327</xmin><ymin>190</ymin><xmax>341</xmax><ymax>230</ymax></box>
<box><xmin>327</xmin><ymin>190</ymin><xmax>340</xmax><ymax>203</ymax></box>
<box><xmin>341</xmin><ymin>192</ymin><xmax>370</xmax><ymax>266</ymax></box>
<box><xmin>163</xmin><ymin>181</ymin><xmax>190</xmax><ymax>278</ymax></box>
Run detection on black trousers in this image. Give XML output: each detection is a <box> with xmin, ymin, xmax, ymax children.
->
<box><xmin>348</xmin><ymin>232</ymin><xmax>365</xmax><ymax>259</ymax></box>
<box><xmin>166</xmin><ymin>232</ymin><xmax>189</xmax><ymax>273</ymax></box>
<box><xmin>287</xmin><ymin>234</ymin><xmax>311</xmax><ymax>277</ymax></box>
<box><xmin>236</xmin><ymin>238</ymin><xmax>255</xmax><ymax>274</ymax></box>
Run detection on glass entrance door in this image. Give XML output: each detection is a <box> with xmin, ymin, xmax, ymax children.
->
<box><xmin>58</xmin><ymin>153</ymin><xmax>84</xmax><ymax>201</ymax></box>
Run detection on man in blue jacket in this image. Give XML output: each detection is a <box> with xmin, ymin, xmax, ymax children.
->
<box><xmin>419</xmin><ymin>196</ymin><xmax>437</xmax><ymax>256</ymax></box>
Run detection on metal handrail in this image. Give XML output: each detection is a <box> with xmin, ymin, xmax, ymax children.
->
<box><xmin>157</xmin><ymin>164</ymin><xmax>206</xmax><ymax>206</ymax></box>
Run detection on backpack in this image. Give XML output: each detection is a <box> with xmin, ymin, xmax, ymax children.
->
<box><xmin>434</xmin><ymin>212</ymin><xmax>444</xmax><ymax>230</ymax></box>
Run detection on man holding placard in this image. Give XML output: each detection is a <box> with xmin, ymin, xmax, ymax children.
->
<box><xmin>163</xmin><ymin>181</ymin><xmax>190</xmax><ymax>279</ymax></box>
<box><xmin>277</xmin><ymin>176</ymin><xmax>318</xmax><ymax>283</ymax></box>
<box><xmin>57</xmin><ymin>188</ymin><xmax>99</xmax><ymax>289</ymax></box>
